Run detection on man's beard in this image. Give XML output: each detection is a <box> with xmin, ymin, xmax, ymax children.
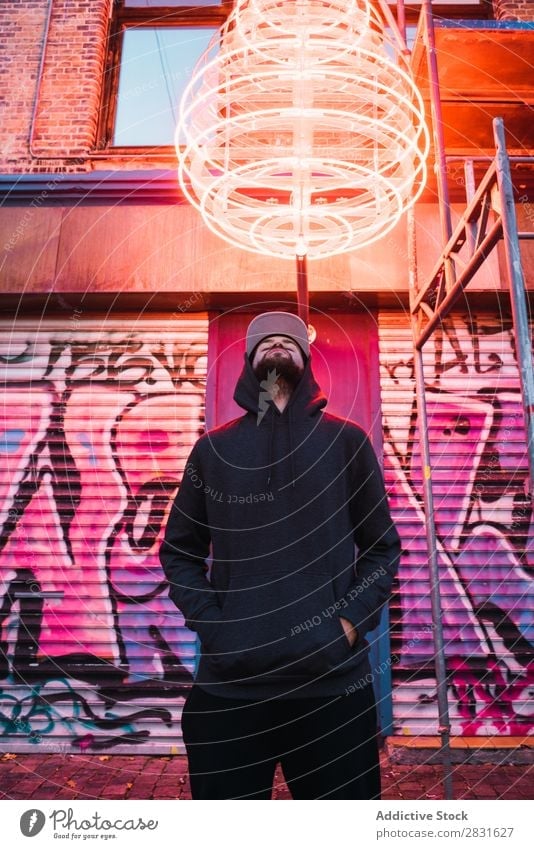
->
<box><xmin>253</xmin><ymin>352</ymin><xmax>304</xmax><ymax>389</ymax></box>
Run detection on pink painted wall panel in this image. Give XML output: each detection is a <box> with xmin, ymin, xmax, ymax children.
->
<box><xmin>0</xmin><ymin>321</ymin><xmax>207</xmax><ymax>752</ymax></box>
<box><xmin>379</xmin><ymin>312</ymin><xmax>533</xmax><ymax>736</ymax></box>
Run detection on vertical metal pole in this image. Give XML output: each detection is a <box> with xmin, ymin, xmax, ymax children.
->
<box><xmin>422</xmin><ymin>0</ymin><xmax>455</xmax><ymax>293</ymax></box>
<box><xmin>377</xmin><ymin>0</ymin><xmax>408</xmax><ymax>55</ymax></box>
<box><xmin>408</xmin><ymin>209</ymin><xmax>455</xmax><ymax>800</ymax></box>
<box><xmin>415</xmin><ymin>3</ymin><xmax>455</xmax><ymax>797</ymax></box>
<box><xmin>296</xmin><ymin>252</ymin><xmax>309</xmax><ymax>327</ymax></box>
<box><xmin>397</xmin><ymin>0</ymin><xmax>406</xmax><ymax>45</ymax></box>
<box><xmin>494</xmin><ymin>118</ymin><xmax>534</xmax><ymax>493</ymax></box>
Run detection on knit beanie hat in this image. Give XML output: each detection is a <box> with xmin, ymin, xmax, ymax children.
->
<box><xmin>246</xmin><ymin>312</ymin><xmax>310</xmax><ymax>361</ymax></box>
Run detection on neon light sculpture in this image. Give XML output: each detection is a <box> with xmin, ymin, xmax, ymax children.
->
<box><xmin>177</xmin><ymin>0</ymin><xmax>429</xmax><ymax>260</ymax></box>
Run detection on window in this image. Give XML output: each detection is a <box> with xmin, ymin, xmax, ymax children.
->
<box><xmin>99</xmin><ymin>1</ymin><xmax>491</xmax><ymax>150</ymax></box>
<box><xmin>99</xmin><ymin>1</ymin><xmax>234</xmax><ymax>148</ymax></box>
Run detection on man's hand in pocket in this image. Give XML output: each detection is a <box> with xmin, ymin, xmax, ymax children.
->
<box><xmin>339</xmin><ymin>616</ymin><xmax>359</xmax><ymax>647</ymax></box>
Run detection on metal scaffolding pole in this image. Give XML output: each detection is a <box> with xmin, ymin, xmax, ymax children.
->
<box><xmin>408</xmin><ymin>210</ymin><xmax>455</xmax><ymax>801</ymax></box>
<box><xmin>494</xmin><ymin>118</ymin><xmax>534</xmax><ymax>493</ymax></box>
<box><xmin>409</xmin><ymin>12</ymin><xmax>533</xmax><ymax>804</ymax></box>
<box><xmin>410</xmin><ymin>0</ymin><xmax>456</xmax><ymax>799</ymax></box>
<box><xmin>421</xmin><ymin>0</ymin><xmax>454</xmax><ymax>290</ymax></box>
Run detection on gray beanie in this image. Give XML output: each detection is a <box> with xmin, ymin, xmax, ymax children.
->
<box><xmin>246</xmin><ymin>312</ymin><xmax>310</xmax><ymax>360</ymax></box>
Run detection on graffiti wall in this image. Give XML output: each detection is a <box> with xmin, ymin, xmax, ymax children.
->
<box><xmin>379</xmin><ymin>312</ymin><xmax>534</xmax><ymax>735</ymax></box>
<box><xmin>0</xmin><ymin>319</ymin><xmax>207</xmax><ymax>753</ymax></box>
<box><xmin>1</xmin><ymin>311</ymin><xmax>532</xmax><ymax>752</ymax></box>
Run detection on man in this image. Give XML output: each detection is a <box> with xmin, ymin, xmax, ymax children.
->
<box><xmin>160</xmin><ymin>311</ymin><xmax>401</xmax><ymax>799</ymax></box>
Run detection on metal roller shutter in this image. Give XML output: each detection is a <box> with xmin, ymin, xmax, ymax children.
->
<box><xmin>0</xmin><ymin>315</ymin><xmax>208</xmax><ymax>754</ymax></box>
<box><xmin>378</xmin><ymin>310</ymin><xmax>534</xmax><ymax>737</ymax></box>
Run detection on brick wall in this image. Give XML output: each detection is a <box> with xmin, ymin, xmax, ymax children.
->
<box><xmin>0</xmin><ymin>0</ymin><xmax>112</xmax><ymax>173</ymax></box>
<box><xmin>1</xmin><ymin>1</ymin><xmax>532</xmax><ymax>175</ymax></box>
<box><xmin>493</xmin><ymin>0</ymin><xmax>534</xmax><ymax>20</ymax></box>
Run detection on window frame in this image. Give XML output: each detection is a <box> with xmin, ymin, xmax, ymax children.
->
<box><xmin>97</xmin><ymin>0</ymin><xmax>234</xmax><ymax>151</ymax></box>
<box><xmin>97</xmin><ymin>0</ymin><xmax>492</xmax><ymax>153</ymax></box>
<box><xmin>400</xmin><ymin>1</ymin><xmax>493</xmax><ymax>23</ymax></box>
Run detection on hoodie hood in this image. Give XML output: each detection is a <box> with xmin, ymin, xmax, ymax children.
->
<box><xmin>233</xmin><ymin>353</ymin><xmax>327</xmax><ymax>488</ymax></box>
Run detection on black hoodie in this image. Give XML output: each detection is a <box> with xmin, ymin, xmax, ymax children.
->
<box><xmin>159</xmin><ymin>352</ymin><xmax>401</xmax><ymax>699</ymax></box>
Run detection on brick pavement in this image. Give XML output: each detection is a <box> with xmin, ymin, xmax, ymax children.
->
<box><xmin>0</xmin><ymin>752</ymin><xmax>532</xmax><ymax>800</ymax></box>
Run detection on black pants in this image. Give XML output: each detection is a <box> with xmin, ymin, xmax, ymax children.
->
<box><xmin>181</xmin><ymin>683</ymin><xmax>381</xmax><ymax>800</ymax></box>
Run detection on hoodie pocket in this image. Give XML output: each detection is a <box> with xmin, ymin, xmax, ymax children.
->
<box><xmin>206</xmin><ymin>570</ymin><xmax>354</xmax><ymax>682</ymax></box>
